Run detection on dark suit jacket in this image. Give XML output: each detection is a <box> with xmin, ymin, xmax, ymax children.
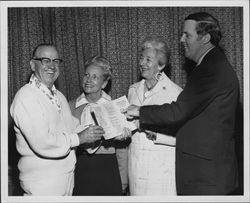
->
<box><xmin>140</xmin><ymin>47</ymin><xmax>239</xmax><ymax>195</ymax></box>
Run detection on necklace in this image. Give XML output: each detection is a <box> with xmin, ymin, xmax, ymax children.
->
<box><xmin>29</xmin><ymin>74</ymin><xmax>61</xmax><ymax>112</ymax></box>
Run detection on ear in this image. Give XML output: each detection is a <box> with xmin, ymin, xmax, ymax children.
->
<box><xmin>101</xmin><ymin>80</ymin><xmax>108</xmax><ymax>89</ymax></box>
<box><xmin>30</xmin><ymin>60</ymin><xmax>35</xmax><ymax>71</ymax></box>
<box><xmin>203</xmin><ymin>33</ymin><xmax>211</xmax><ymax>44</ymax></box>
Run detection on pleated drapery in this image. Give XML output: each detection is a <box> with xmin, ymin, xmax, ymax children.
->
<box><xmin>8</xmin><ymin>7</ymin><xmax>243</xmax><ymax>102</ymax></box>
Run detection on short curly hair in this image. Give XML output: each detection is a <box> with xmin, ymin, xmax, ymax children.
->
<box><xmin>84</xmin><ymin>56</ymin><xmax>112</xmax><ymax>81</ymax></box>
<box><xmin>141</xmin><ymin>36</ymin><xmax>170</xmax><ymax>67</ymax></box>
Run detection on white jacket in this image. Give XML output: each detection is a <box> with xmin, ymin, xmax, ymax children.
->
<box><xmin>128</xmin><ymin>72</ymin><xmax>182</xmax><ymax>146</ymax></box>
<box><xmin>128</xmin><ymin>72</ymin><xmax>182</xmax><ymax>195</ymax></box>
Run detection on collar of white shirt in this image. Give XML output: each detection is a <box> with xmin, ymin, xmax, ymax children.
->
<box><xmin>75</xmin><ymin>90</ymin><xmax>111</xmax><ymax>108</ymax></box>
<box><xmin>29</xmin><ymin>74</ymin><xmax>61</xmax><ymax>110</ymax></box>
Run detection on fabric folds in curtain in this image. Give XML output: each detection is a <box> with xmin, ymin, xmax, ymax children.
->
<box><xmin>8</xmin><ymin>7</ymin><xmax>243</xmax><ymax>102</ymax></box>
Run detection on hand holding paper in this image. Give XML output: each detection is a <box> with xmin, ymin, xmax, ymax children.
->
<box><xmin>91</xmin><ymin>96</ymin><xmax>137</xmax><ymax>140</ymax></box>
<box><xmin>77</xmin><ymin>125</ymin><xmax>105</xmax><ymax>145</ymax></box>
<box><xmin>124</xmin><ymin>104</ymin><xmax>140</xmax><ymax>119</ymax></box>
<box><xmin>114</xmin><ymin>127</ymin><xmax>132</xmax><ymax>141</ymax></box>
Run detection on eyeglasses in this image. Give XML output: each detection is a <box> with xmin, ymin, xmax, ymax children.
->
<box><xmin>33</xmin><ymin>57</ymin><xmax>63</xmax><ymax>67</ymax></box>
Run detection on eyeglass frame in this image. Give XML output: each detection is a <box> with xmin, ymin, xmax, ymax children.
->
<box><xmin>32</xmin><ymin>57</ymin><xmax>63</xmax><ymax>67</ymax></box>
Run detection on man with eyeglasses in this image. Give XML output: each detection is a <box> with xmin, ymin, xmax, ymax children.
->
<box><xmin>10</xmin><ymin>44</ymin><xmax>105</xmax><ymax>196</ymax></box>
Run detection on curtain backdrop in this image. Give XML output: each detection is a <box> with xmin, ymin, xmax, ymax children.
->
<box><xmin>8</xmin><ymin>7</ymin><xmax>244</xmax><ymax>195</ymax></box>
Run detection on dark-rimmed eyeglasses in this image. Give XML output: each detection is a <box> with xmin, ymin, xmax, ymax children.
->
<box><xmin>32</xmin><ymin>57</ymin><xmax>63</xmax><ymax>67</ymax></box>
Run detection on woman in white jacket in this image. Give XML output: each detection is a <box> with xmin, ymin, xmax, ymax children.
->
<box><xmin>128</xmin><ymin>37</ymin><xmax>182</xmax><ymax>195</ymax></box>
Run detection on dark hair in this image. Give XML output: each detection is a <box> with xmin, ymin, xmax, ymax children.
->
<box><xmin>185</xmin><ymin>12</ymin><xmax>222</xmax><ymax>46</ymax></box>
<box><xmin>141</xmin><ymin>36</ymin><xmax>170</xmax><ymax>67</ymax></box>
<box><xmin>84</xmin><ymin>55</ymin><xmax>112</xmax><ymax>81</ymax></box>
<box><xmin>32</xmin><ymin>43</ymin><xmax>57</xmax><ymax>58</ymax></box>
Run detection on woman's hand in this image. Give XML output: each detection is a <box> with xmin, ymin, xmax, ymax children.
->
<box><xmin>77</xmin><ymin>125</ymin><xmax>105</xmax><ymax>144</ymax></box>
<box><xmin>114</xmin><ymin>127</ymin><xmax>132</xmax><ymax>141</ymax></box>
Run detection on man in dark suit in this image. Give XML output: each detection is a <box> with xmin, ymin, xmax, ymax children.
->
<box><xmin>125</xmin><ymin>12</ymin><xmax>239</xmax><ymax>195</ymax></box>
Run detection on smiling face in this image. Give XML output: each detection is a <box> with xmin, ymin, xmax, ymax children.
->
<box><xmin>30</xmin><ymin>46</ymin><xmax>60</xmax><ymax>89</ymax></box>
<box><xmin>139</xmin><ymin>48</ymin><xmax>162</xmax><ymax>80</ymax></box>
<box><xmin>180</xmin><ymin>19</ymin><xmax>204</xmax><ymax>63</ymax></box>
<box><xmin>82</xmin><ymin>65</ymin><xmax>107</xmax><ymax>96</ymax></box>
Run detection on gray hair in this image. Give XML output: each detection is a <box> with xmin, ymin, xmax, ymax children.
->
<box><xmin>141</xmin><ymin>36</ymin><xmax>170</xmax><ymax>67</ymax></box>
<box><xmin>32</xmin><ymin>43</ymin><xmax>57</xmax><ymax>58</ymax></box>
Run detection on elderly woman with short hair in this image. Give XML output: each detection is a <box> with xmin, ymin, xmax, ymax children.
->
<box><xmin>69</xmin><ymin>56</ymin><xmax>130</xmax><ymax>195</ymax></box>
<box><xmin>128</xmin><ymin>37</ymin><xmax>182</xmax><ymax>195</ymax></box>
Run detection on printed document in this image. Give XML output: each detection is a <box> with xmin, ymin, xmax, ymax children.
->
<box><xmin>91</xmin><ymin>96</ymin><xmax>136</xmax><ymax>139</ymax></box>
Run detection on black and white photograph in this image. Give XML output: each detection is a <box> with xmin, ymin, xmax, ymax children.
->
<box><xmin>1</xmin><ymin>0</ymin><xmax>249</xmax><ymax>202</ymax></box>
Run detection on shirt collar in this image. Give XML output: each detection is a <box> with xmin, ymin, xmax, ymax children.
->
<box><xmin>196</xmin><ymin>46</ymin><xmax>215</xmax><ymax>67</ymax></box>
<box><xmin>29</xmin><ymin>74</ymin><xmax>57</xmax><ymax>95</ymax></box>
<box><xmin>75</xmin><ymin>90</ymin><xmax>111</xmax><ymax>108</ymax></box>
<box><xmin>29</xmin><ymin>74</ymin><xmax>61</xmax><ymax>111</ymax></box>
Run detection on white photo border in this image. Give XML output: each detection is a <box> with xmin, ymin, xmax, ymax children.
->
<box><xmin>1</xmin><ymin>1</ymin><xmax>249</xmax><ymax>202</ymax></box>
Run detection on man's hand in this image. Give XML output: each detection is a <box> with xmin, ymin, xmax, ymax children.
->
<box><xmin>77</xmin><ymin>125</ymin><xmax>105</xmax><ymax>145</ymax></box>
<box><xmin>124</xmin><ymin>105</ymin><xmax>140</xmax><ymax>119</ymax></box>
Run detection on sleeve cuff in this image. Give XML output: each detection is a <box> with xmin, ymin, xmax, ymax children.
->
<box><xmin>153</xmin><ymin>133</ymin><xmax>176</xmax><ymax>146</ymax></box>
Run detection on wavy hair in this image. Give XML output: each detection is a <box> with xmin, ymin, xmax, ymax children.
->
<box><xmin>185</xmin><ymin>12</ymin><xmax>222</xmax><ymax>46</ymax></box>
<box><xmin>141</xmin><ymin>36</ymin><xmax>170</xmax><ymax>67</ymax></box>
<box><xmin>84</xmin><ymin>55</ymin><xmax>112</xmax><ymax>81</ymax></box>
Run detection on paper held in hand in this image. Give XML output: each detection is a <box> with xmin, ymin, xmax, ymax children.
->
<box><xmin>91</xmin><ymin>96</ymin><xmax>136</xmax><ymax>140</ymax></box>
